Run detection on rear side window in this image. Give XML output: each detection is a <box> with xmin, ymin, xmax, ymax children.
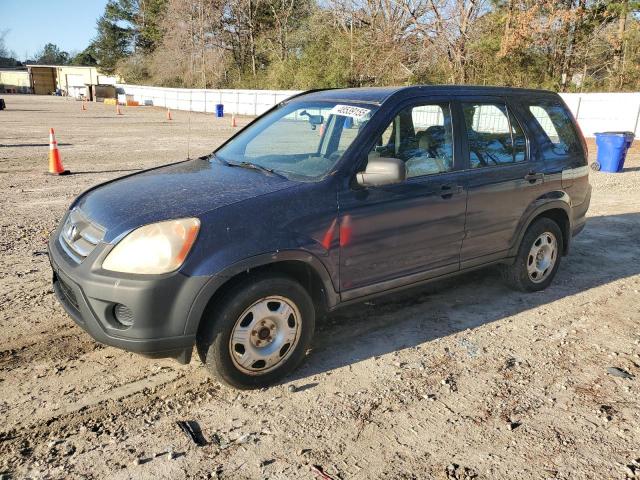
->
<box><xmin>462</xmin><ymin>103</ymin><xmax>526</xmax><ymax>168</ymax></box>
<box><xmin>527</xmin><ymin>103</ymin><xmax>581</xmax><ymax>159</ymax></box>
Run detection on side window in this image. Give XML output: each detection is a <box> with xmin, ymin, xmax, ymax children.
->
<box><xmin>528</xmin><ymin>103</ymin><xmax>581</xmax><ymax>159</ymax></box>
<box><xmin>368</xmin><ymin>103</ymin><xmax>454</xmax><ymax>178</ymax></box>
<box><xmin>337</xmin><ymin>116</ymin><xmax>364</xmax><ymax>154</ymax></box>
<box><xmin>462</xmin><ymin>103</ymin><xmax>527</xmax><ymax>168</ymax></box>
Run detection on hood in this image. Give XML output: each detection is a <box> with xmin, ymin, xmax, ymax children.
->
<box><xmin>75</xmin><ymin>159</ymin><xmax>296</xmax><ymax>242</ymax></box>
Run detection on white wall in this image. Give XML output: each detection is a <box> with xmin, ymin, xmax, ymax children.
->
<box><xmin>97</xmin><ymin>75</ymin><xmax>118</xmax><ymax>85</ymax></box>
<box><xmin>560</xmin><ymin>92</ymin><xmax>640</xmax><ymax>137</ymax></box>
<box><xmin>116</xmin><ymin>84</ymin><xmax>640</xmax><ymax>138</ymax></box>
<box><xmin>116</xmin><ymin>84</ymin><xmax>301</xmax><ymax>116</ymax></box>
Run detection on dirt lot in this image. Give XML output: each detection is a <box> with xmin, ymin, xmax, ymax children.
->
<box><xmin>1</xmin><ymin>94</ymin><xmax>639</xmax><ymax>480</ymax></box>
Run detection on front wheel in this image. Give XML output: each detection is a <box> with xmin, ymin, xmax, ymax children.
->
<box><xmin>197</xmin><ymin>274</ymin><xmax>315</xmax><ymax>389</ymax></box>
<box><xmin>502</xmin><ymin>217</ymin><xmax>563</xmax><ymax>292</ymax></box>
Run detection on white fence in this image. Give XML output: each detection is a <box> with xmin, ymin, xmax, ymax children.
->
<box><xmin>115</xmin><ymin>84</ymin><xmax>640</xmax><ymax>138</ymax></box>
<box><xmin>116</xmin><ymin>84</ymin><xmax>301</xmax><ymax>116</ymax></box>
<box><xmin>560</xmin><ymin>93</ymin><xmax>640</xmax><ymax>138</ymax></box>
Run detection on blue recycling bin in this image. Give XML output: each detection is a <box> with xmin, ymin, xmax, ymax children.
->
<box><xmin>594</xmin><ymin>131</ymin><xmax>635</xmax><ymax>172</ymax></box>
<box><xmin>215</xmin><ymin>104</ymin><xmax>224</xmax><ymax>118</ymax></box>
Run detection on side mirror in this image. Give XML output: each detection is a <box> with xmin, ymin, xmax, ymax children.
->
<box><xmin>356</xmin><ymin>157</ymin><xmax>406</xmax><ymax>187</ymax></box>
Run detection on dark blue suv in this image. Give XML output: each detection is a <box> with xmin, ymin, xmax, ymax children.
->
<box><xmin>49</xmin><ymin>86</ymin><xmax>591</xmax><ymax>388</ymax></box>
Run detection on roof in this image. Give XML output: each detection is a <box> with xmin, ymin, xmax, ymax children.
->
<box><xmin>290</xmin><ymin>85</ymin><xmax>557</xmax><ymax>105</ymax></box>
<box><xmin>26</xmin><ymin>64</ymin><xmax>98</xmax><ymax>69</ymax></box>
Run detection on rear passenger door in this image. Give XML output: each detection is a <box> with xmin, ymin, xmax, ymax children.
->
<box><xmin>457</xmin><ymin>97</ymin><xmax>547</xmax><ymax>267</ymax></box>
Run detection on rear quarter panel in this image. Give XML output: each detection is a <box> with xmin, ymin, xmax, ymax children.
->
<box><xmin>507</xmin><ymin>93</ymin><xmax>590</xmax><ymax>252</ymax></box>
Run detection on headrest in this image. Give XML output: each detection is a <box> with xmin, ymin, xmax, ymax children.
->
<box><xmin>425</xmin><ymin>125</ymin><xmax>445</xmax><ymax>139</ymax></box>
<box><xmin>416</xmin><ymin>131</ymin><xmax>430</xmax><ymax>150</ymax></box>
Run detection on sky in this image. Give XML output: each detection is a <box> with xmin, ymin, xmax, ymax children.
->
<box><xmin>2</xmin><ymin>0</ymin><xmax>109</xmax><ymax>60</ymax></box>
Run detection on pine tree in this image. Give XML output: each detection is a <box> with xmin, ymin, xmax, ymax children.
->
<box><xmin>91</xmin><ymin>10</ymin><xmax>133</xmax><ymax>74</ymax></box>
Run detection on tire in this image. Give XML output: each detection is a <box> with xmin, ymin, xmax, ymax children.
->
<box><xmin>501</xmin><ymin>217</ymin><xmax>563</xmax><ymax>292</ymax></box>
<box><xmin>197</xmin><ymin>274</ymin><xmax>315</xmax><ymax>389</ymax></box>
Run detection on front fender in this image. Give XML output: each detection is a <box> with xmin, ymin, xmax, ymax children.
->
<box><xmin>183</xmin><ymin>249</ymin><xmax>339</xmax><ymax>336</ymax></box>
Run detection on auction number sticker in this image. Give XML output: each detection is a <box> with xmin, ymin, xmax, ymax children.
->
<box><xmin>329</xmin><ymin>104</ymin><xmax>371</xmax><ymax>120</ymax></box>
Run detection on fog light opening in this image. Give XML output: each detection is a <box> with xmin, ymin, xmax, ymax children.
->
<box><xmin>113</xmin><ymin>304</ymin><xmax>134</xmax><ymax>327</ymax></box>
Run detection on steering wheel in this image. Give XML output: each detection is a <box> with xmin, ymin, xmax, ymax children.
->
<box><xmin>470</xmin><ymin>147</ymin><xmax>487</xmax><ymax>167</ymax></box>
<box><xmin>327</xmin><ymin>151</ymin><xmax>342</xmax><ymax>162</ymax></box>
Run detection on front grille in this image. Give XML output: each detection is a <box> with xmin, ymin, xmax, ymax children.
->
<box><xmin>59</xmin><ymin>209</ymin><xmax>105</xmax><ymax>263</ymax></box>
<box><xmin>57</xmin><ymin>275</ymin><xmax>80</xmax><ymax>311</ymax></box>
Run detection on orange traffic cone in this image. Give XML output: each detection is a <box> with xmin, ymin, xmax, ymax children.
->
<box><xmin>166</xmin><ymin>108</ymin><xmax>172</xmax><ymax>121</ymax></box>
<box><xmin>48</xmin><ymin>128</ymin><xmax>69</xmax><ymax>175</ymax></box>
<box><xmin>116</xmin><ymin>104</ymin><xmax>123</xmax><ymax>115</ymax></box>
<box><xmin>231</xmin><ymin>114</ymin><xmax>237</xmax><ymax>128</ymax></box>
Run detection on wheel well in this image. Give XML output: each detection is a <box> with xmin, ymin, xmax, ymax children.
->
<box><xmin>197</xmin><ymin>261</ymin><xmax>330</xmax><ymax>337</ymax></box>
<box><xmin>534</xmin><ymin>208</ymin><xmax>570</xmax><ymax>254</ymax></box>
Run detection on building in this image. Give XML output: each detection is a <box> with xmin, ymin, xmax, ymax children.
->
<box><xmin>0</xmin><ymin>64</ymin><xmax>117</xmax><ymax>97</ymax></box>
<box><xmin>26</xmin><ymin>65</ymin><xmax>116</xmax><ymax>97</ymax></box>
<box><xmin>0</xmin><ymin>69</ymin><xmax>31</xmax><ymax>93</ymax></box>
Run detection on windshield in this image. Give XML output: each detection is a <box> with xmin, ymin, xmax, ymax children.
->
<box><xmin>215</xmin><ymin>100</ymin><xmax>378</xmax><ymax>180</ymax></box>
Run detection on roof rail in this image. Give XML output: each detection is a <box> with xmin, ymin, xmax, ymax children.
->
<box><xmin>282</xmin><ymin>88</ymin><xmax>339</xmax><ymax>103</ymax></box>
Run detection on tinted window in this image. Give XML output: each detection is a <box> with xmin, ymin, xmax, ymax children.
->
<box><xmin>462</xmin><ymin>103</ymin><xmax>526</xmax><ymax>168</ymax></box>
<box><xmin>528</xmin><ymin>103</ymin><xmax>581</xmax><ymax>159</ymax></box>
<box><xmin>368</xmin><ymin>103</ymin><xmax>454</xmax><ymax>178</ymax></box>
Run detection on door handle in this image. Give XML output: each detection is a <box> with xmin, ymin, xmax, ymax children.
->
<box><xmin>440</xmin><ymin>184</ymin><xmax>462</xmax><ymax>199</ymax></box>
<box><xmin>524</xmin><ymin>172</ymin><xmax>544</xmax><ymax>183</ymax></box>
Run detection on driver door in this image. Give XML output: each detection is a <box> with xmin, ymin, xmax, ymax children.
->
<box><xmin>337</xmin><ymin>99</ymin><xmax>467</xmax><ymax>297</ymax></box>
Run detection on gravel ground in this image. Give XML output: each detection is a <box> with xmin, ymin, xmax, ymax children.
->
<box><xmin>1</xmin><ymin>94</ymin><xmax>639</xmax><ymax>480</ymax></box>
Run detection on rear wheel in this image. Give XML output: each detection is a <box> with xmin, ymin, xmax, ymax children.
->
<box><xmin>502</xmin><ymin>217</ymin><xmax>563</xmax><ymax>292</ymax></box>
<box><xmin>197</xmin><ymin>274</ymin><xmax>315</xmax><ymax>389</ymax></box>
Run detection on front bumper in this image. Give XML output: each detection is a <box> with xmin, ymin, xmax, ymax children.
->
<box><xmin>48</xmin><ymin>222</ymin><xmax>210</xmax><ymax>362</ymax></box>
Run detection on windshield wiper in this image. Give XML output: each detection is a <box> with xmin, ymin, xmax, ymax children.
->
<box><xmin>227</xmin><ymin>161</ymin><xmax>287</xmax><ymax>179</ymax></box>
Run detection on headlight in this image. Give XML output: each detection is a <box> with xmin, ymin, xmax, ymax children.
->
<box><xmin>102</xmin><ymin>218</ymin><xmax>200</xmax><ymax>274</ymax></box>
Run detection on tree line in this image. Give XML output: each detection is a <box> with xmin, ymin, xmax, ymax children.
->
<box><xmin>7</xmin><ymin>1</ymin><xmax>640</xmax><ymax>91</ymax></box>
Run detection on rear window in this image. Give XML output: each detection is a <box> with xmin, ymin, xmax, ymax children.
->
<box><xmin>527</xmin><ymin>103</ymin><xmax>582</xmax><ymax>159</ymax></box>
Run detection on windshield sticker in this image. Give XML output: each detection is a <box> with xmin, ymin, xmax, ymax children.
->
<box><xmin>329</xmin><ymin>104</ymin><xmax>371</xmax><ymax>120</ymax></box>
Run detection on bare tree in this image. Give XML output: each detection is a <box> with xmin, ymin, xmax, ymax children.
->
<box><xmin>269</xmin><ymin>0</ymin><xmax>296</xmax><ymax>60</ymax></box>
<box><xmin>612</xmin><ymin>0</ymin><xmax>629</xmax><ymax>88</ymax></box>
<box><xmin>326</xmin><ymin>0</ymin><xmax>434</xmax><ymax>85</ymax></box>
<box><xmin>427</xmin><ymin>0</ymin><xmax>484</xmax><ymax>83</ymax></box>
<box><xmin>151</xmin><ymin>0</ymin><xmax>226</xmax><ymax>87</ymax></box>
<box><xmin>0</xmin><ymin>30</ymin><xmax>8</xmax><ymax>58</ymax></box>
<box><xmin>224</xmin><ymin>0</ymin><xmax>263</xmax><ymax>77</ymax></box>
